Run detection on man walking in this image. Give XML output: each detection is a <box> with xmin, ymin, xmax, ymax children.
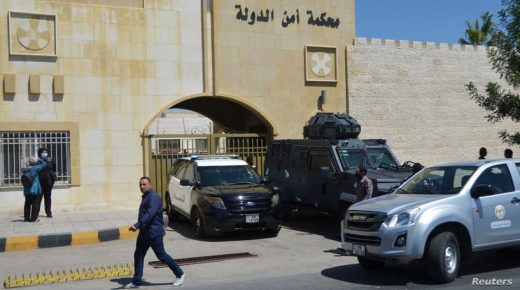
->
<box><xmin>125</xmin><ymin>177</ymin><xmax>185</xmax><ymax>288</ymax></box>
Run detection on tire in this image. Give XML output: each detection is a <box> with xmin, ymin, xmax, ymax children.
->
<box><xmin>165</xmin><ymin>193</ymin><xmax>178</xmax><ymax>223</ymax></box>
<box><xmin>427</xmin><ymin>232</ymin><xmax>460</xmax><ymax>283</ymax></box>
<box><xmin>266</xmin><ymin>224</ymin><xmax>282</xmax><ymax>237</ymax></box>
<box><xmin>357</xmin><ymin>256</ymin><xmax>385</xmax><ymax>270</ymax></box>
<box><xmin>191</xmin><ymin>208</ymin><xmax>206</xmax><ymax>239</ymax></box>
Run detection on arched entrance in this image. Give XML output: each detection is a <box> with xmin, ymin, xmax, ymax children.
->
<box><xmin>143</xmin><ymin>95</ymin><xmax>275</xmax><ymax>199</ymax></box>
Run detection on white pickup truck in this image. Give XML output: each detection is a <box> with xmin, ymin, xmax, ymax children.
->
<box><xmin>341</xmin><ymin>159</ymin><xmax>520</xmax><ymax>283</ymax></box>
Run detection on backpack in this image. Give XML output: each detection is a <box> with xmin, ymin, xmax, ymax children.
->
<box><xmin>21</xmin><ymin>172</ymin><xmax>34</xmax><ymax>188</ymax></box>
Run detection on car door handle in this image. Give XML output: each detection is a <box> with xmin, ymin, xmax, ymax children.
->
<box><xmin>511</xmin><ymin>197</ymin><xmax>520</xmax><ymax>204</ymax></box>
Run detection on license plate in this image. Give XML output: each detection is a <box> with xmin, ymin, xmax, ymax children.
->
<box><xmin>352</xmin><ymin>244</ymin><xmax>366</xmax><ymax>256</ymax></box>
<box><xmin>245</xmin><ymin>214</ymin><xmax>259</xmax><ymax>223</ymax></box>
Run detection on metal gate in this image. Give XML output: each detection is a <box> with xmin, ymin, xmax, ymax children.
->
<box><xmin>146</xmin><ymin>133</ymin><xmax>269</xmax><ymax>202</ymax></box>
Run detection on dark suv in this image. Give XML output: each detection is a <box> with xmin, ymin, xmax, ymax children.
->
<box><xmin>165</xmin><ymin>155</ymin><xmax>281</xmax><ymax>238</ymax></box>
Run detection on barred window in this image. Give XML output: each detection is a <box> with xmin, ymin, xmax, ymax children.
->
<box><xmin>157</xmin><ymin>139</ymin><xmax>180</xmax><ymax>154</ymax></box>
<box><xmin>0</xmin><ymin>131</ymin><xmax>71</xmax><ymax>186</ymax></box>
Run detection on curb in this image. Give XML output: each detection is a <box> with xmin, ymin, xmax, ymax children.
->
<box><xmin>0</xmin><ymin>226</ymin><xmax>138</xmax><ymax>253</ymax></box>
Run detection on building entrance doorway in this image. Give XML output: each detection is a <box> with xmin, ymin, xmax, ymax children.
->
<box><xmin>143</xmin><ymin>96</ymin><xmax>274</xmax><ymax>202</ymax></box>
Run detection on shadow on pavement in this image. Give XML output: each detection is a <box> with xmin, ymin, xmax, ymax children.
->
<box><xmin>322</xmin><ymin>262</ymin><xmax>440</xmax><ymax>286</ymax></box>
<box><xmin>166</xmin><ymin>217</ymin><xmax>278</xmax><ymax>242</ymax></box>
<box><xmin>110</xmin><ymin>277</ymin><xmax>172</xmax><ymax>289</ymax></box>
<box><xmin>322</xmin><ymin>249</ymin><xmax>520</xmax><ymax>287</ymax></box>
<box><xmin>280</xmin><ymin>210</ymin><xmax>341</xmax><ymax>241</ymax></box>
<box><xmin>459</xmin><ymin>249</ymin><xmax>520</xmax><ymax>276</ymax></box>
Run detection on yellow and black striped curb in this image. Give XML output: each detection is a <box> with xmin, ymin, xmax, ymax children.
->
<box><xmin>3</xmin><ymin>263</ymin><xmax>134</xmax><ymax>288</ymax></box>
<box><xmin>0</xmin><ymin>226</ymin><xmax>138</xmax><ymax>253</ymax></box>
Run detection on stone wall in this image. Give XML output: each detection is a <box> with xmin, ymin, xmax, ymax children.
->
<box><xmin>0</xmin><ymin>0</ymin><xmax>203</xmax><ymax>215</ymax></box>
<box><xmin>349</xmin><ymin>38</ymin><xmax>515</xmax><ymax>165</ymax></box>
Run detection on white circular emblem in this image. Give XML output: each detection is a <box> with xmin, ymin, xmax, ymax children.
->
<box><xmin>311</xmin><ymin>52</ymin><xmax>332</xmax><ymax>77</ymax></box>
<box><xmin>495</xmin><ymin>205</ymin><xmax>505</xmax><ymax>220</ymax></box>
<box><xmin>16</xmin><ymin>18</ymin><xmax>51</xmax><ymax>51</ymax></box>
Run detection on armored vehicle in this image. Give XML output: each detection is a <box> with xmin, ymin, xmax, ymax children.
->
<box><xmin>265</xmin><ymin>113</ymin><xmax>417</xmax><ymax>219</ymax></box>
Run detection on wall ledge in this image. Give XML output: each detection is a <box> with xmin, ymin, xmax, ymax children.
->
<box><xmin>354</xmin><ymin>37</ymin><xmax>490</xmax><ymax>53</ymax></box>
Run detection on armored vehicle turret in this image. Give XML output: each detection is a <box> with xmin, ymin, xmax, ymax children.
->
<box><xmin>303</xmin><ymin>112</ymin><xmax>361</xmax><ymax>140</ymax></box>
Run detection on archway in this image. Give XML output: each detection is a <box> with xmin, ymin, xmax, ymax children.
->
<box><xmin>143</xmin><ymin>95</ymin><xmax>275</xmax><ymax>199</ymax></box>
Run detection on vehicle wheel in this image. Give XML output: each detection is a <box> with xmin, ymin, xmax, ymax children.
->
<box><xmin>191</xmin><ymin>208</ymin><xmax>206</xmax><ymax>239</ymax></box>
<box><xmin>165</xmin><ymin>193</ymin><xmax>178</xmax><ymax>223</ymax></box>
<box><xmin>266</xmin><ymin>224</ymin><xmax>282</xmax><ymax>237</ymax></box>
<box><xmin>427</xmin><ymin>232</ymin><xmax>460</xmax><ymax>283</ymax></box>
<box><xmin>357</xmin><ymin>256</ymin><xmax>385</xmax><ymax>270</ymax></box>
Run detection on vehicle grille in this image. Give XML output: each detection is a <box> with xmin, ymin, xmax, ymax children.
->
<box><xmin>346</xmin><ymin>211</ymin><xmax>387</xmax><ymax>232</ymax></box>
<box><xmin>235</xmin><ymin>222</ymin><xmax>267</xmax><ymax>229</ymax></box>
<box><xmin>344</xmin><ymin>233</ymin><xmax>382</xmax><ymax>246</ymax></box>
<box><xmin>223</xmin><ymin>195</ymin><xmax>271</xmax><ymax>214</ymax></box>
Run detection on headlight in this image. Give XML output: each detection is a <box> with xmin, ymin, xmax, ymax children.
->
<box><xmin>384</xmin><ymin>208</ymin><xmax>420</xmax><ymax>228</ymax></box>
<box><xmin>271</xmin><ymin>193</ymin><xmax>279</xmax><ymax>207</ymax></box>
<box><xmin>203</xmin><ymin>196</ymin><xmax>226</xmax><ymax>209</ymax></box>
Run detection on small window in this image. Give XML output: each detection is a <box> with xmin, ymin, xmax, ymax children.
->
<box><xmin>516</xmin><ymin>163</ymin><xmax>520</xmax><ymax>177</ymax></box>
<box><xmin>170</xmin><ymin>160</ymin><xmax>185</xmax><ymax>176</ymax></box>
<box><xmin>158</xmin><ymin>139</ymin><xmax>180</xmax><ymax>154</ymax></box>
<box><xmin>454</xmin><ymin>168</ymin><xmax>475</xmax><ymax>188</ymax></box>
<box><xmin>174</xmin><ymin>162</ymin><xmax>188</xmax><ymax>179</ymax></box>
<box><xmin>473</xmin><ymin>164</ymin><xmax>514</xmax><ymax>194</ymax></box>
<box><xmin>184</xmin><ymin>164</ymin><xmax>195</xmax><ymax>182</ymax></box>
<box><xmin>309</xmin><ymin>154</ymin><xmax>332</xmax><ymax>172</ymax></box>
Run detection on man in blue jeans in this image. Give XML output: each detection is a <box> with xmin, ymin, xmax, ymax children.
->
<box><xmin>125</xmin><ymin>176</ymin><xmax>185</xmax><ymax>288</ymax></box>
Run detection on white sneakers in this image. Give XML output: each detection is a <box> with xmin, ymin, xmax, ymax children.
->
<box><xmin>123</xmin><ymin>282</ymin><xmax>139</xmax><ymax>289</ymax></box>
<box><xmin>172</xmin><ymin>274</ymin><xmax>185</xmax><ymax>287</ymax></box>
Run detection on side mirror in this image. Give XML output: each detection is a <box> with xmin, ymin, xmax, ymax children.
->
<box><xmin>471</xmin><ymin>184</ymin><xmax>495</xmax><ymax>199</ymax></box>
<box><xmin>180</xmin><ymin>179</ymin><xmax>192</xmax><ymax>186</ymax></box>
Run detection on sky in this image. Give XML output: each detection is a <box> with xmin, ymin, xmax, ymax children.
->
<box><xmin>356</xmin><ymin>0</ymin><xmax>503</xmax><ymax>44</ymax></box>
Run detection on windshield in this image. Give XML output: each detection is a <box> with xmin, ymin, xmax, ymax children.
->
<box><xmin>337</xmin><ymin>148</ymin><xmax>373</xmax><ymax>169</ymax></box>
<box><xmin>398</xmin><ymin>166</ymin><xmax>477</xmax><ymax>195</ymax></box>
<box><xmin>197</xmin><ymin>165</ymin><xmax>261</xmax><ymax>187</ymax></box>
<box><xmin>366</xmin><ymin>148</ymin><xmax>398</xmax><ymax>168</ymax></box>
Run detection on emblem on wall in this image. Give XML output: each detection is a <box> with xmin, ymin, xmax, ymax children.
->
<box><xmin>8</xmin><ymin>11</ymin><xmax>57</xmax><ymax>57</ymax></box>
<box><xmin>305</xmin><ymin>45</ymin><xmax>337</xmax><ymax>84</ymax></box>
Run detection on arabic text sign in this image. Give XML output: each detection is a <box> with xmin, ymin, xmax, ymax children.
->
<box><xmin>234</xmin><ymin>4</ymin><xmax>340</xmax><ymax>29</ymax></box>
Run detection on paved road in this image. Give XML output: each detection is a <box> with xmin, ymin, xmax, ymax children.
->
<box><xmin>1</xmin><ymin>212</ymin><xmax>519</xmax><ymax>289</ymax></box>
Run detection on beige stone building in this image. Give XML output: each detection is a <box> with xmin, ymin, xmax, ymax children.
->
<box><xmin>0</xmin><ymin>0</ymin><xmax>513</xmax><ymax>216</ymax></box>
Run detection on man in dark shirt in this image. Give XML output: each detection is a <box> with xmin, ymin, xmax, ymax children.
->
<box><xmin>37</xmin><ymin>148</ymin><xmax>57</xmax><ymax>218</ymax></box>
<box><xmin>125</xmin><ymin>177</ymin><xmax>185</xmax><ymax>288</ymax></box>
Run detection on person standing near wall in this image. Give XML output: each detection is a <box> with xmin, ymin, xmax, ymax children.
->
<box><xmin>504</xmin><ymin>149</ymin><xmax>513</xmax><ymax>158</ymax></box>
<box><xmin>22</xmin><ymin>157</ymin><xmax>46</xmax><ymax>222</ymax></box>
<box><xmin>478</xmin><ymin>147</ymin><xmax>487</xmax><ymax>159</ymax></box>
<box><xmin>37</xmin><ymin>148</ymin><xmax>57</xmax><ymax>218</ymax></box>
